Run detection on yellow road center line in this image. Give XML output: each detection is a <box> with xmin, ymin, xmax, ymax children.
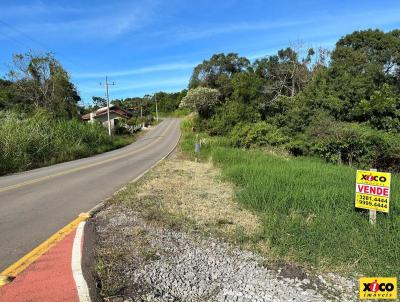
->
<box><xmin>0</xmin><ymin>213</ymin><xmax>90</xmax><ymax>286</ymax></box>
<box><xmin>0</xmin><ymin>120</ymin><xmax>178</xmax><ymax>286</ymax></box>
<box><xmin>0</xmin><ymin>276</ymin><xmax>14</xmax><ymax>287</ymax></box>
<box><xmin>0</xmin><ymin>121</ymin><xmax>175</xmax><ymax>194</ymax></box>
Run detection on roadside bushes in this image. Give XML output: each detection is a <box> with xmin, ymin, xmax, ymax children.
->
<box><xmin>305</xmin><ymin>118</ymin><xmax>400</xmax><ymax>171</ymax></box>
<box><xmin>226</xmin><ymin>114</ymin><xmax>400</xmax><ymax>172</ymax></box>
<box><xmin>307</xmin><ymin>120</ymin><xmax>369</xmax><ymax>166</ymax></box>
<box><xmin>230</xmin><ymin>122</ymin><xmax>289</xmax><ymax>148</ymax></box>
<box><xmin>0</xmin><ymin>110</ymin><xmax>124</xmax><ymax>175</ymax></box>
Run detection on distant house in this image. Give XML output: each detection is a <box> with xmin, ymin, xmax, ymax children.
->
<box><xmin>81</xmin><ymin>105</ymin><xmax>138</xmax><ymax>133</ymax></box>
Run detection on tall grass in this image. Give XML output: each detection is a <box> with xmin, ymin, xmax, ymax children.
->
<box><xmin>181</xmin><ymin>117</ymin><xmax>400</xmax><ymax>275</ymax></box>
<box><xmin>0</xmin><ymin>110</ymin><xmax>133</xmax><ymax>175</ymax></box>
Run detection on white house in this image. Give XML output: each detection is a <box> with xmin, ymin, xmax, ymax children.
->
<box><xmin>81</xmin><ymin>105</ymin><xmax>138</xmax><ymax>132</ymax></box>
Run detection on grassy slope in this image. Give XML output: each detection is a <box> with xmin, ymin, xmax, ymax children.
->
<box><xmin>180</xmin><ymin>116</ymin><xmax>399</xmax><ymax>276</ymax></box>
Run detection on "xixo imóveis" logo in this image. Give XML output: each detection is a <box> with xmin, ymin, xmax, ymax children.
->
<box><xmin>359</xmin><ymin>277</ymin><xmax>397</xmax><ymax>300</ymax></box>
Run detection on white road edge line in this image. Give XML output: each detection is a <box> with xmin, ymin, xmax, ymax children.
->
<box><xmin>72</xmin><ymin>221</ymin><xmax>91</xmax><ymax>302</ymax></box>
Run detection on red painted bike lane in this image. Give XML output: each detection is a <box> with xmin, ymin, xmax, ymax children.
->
<box><xmin>0</xmin><ymin>231</ymin><xmax>79</xmax><ymax>302</ymax></box>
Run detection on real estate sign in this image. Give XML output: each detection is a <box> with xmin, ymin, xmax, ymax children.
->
<box><xmin>355</xmin><ymin>170</ymin><xmax>391</xmax><ymax>213</ymax></box>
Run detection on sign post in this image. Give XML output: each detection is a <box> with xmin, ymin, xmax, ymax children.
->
<box><xmin>369</xmin><ymin>169</ymin><xmax>377</xmax><ymax>225</ymax></box>
<box><xmin>355</xmin><ymin>169</ymin><xmax>391</xmax><ymax>224</ymax></box>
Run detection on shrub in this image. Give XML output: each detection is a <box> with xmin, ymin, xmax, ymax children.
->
<box><xmin>363</xmin><ymin>129</ymin><xmax>400</xmax><ymax>172</ymax></box>
<box><xmin>308</xmin><ymin>122</ymin><xmax>369</xmax><ymax>165</ymax></box>
<box><xmin>285</xmin><ymin>137</ymin><xmax>310</xmax><ymax>156</ymax></box>
<box><xmin>306</xmin><ymin>118</ymin><xmax>400</xmax><ymax>171</ymax></box>
<box><xmin>0</xmin><ymin>110</ymin><xmax>124</xmax><ymax>175</ymax></box>
<box><xmin>126</xmin><ymin>117</ymin><xmax>139</xmax><ymax>127</ymax></box>
<box><xmin>230</xmin><ymin>122</ymin><xmax>290</xmax><ymax>148</ymax></box>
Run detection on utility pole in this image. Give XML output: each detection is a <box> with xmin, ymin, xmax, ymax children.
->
<box><xmin>155</xmin><ymin>93</ymin><xmax>159</xmax><ymax>122</ymax></box>
<box><xmin>140</xmin><ymin>101</ymin><xmax>143</xmax><ymax>128</ymax></box>
<box><xmin>100</xmin><ymin>76</ymin><xmax>115</xmax><ymax>136</ymax></box>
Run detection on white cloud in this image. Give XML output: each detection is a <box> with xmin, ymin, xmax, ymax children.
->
<box><xmin>73</xmin><ymin>62</ymin><xmax>195</xmax><ymax>79</ymax></box>
<box><xmin>150</xmin><ymin>7</ymin><xmax>400</xmax><ymax>44</ymax></box>
<box><xmin>163</xmin><ymin>19</ymin><xmax>314</xmax><ymax>41</ymax></box>
<box><xmin>0</xmin><ymin>0</ymin><xmax>158</xmax><ymax>40</ymax></box>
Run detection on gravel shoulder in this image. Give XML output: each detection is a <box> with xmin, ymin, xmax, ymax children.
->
<box><xmin>92</xmin><ymin>157</ymin><xmax>357</xmax><ymax>301</ymax></box>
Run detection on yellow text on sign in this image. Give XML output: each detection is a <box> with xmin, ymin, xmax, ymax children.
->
<box><xmin>359</xmin><ymin>277</ymin><xmax>397</xmax><ymax>300</ymax></box>
<box><xmin>355</xmin><ymin>170</ymin><xmax>391</xmax><ymax>213</ymax></box>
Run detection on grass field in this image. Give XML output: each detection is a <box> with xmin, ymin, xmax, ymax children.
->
<box><xmin>181</xmin><ymin>116</ymin><xmax>399</xmax><ymax>276</ymax></box>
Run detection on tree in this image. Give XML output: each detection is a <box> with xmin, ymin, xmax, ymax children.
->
<box><xmin>0</xmin><ymin>79</ymin><xmax>16</xmax><ymax>110</ymax></box>
<box><xmin>328</xmin><ymin>29</ymin><xmax>400</xmax><ymax>117</ymax></box>
<box><xmin>179</xmin><ymin>87</ymin><xmax>220</xmax><ymax>118</ymax></box>
<box><xmin>6</xmin><ymin>52</ymin><xmax>81</xmax><ymax>118</ymax></box>
<box><xmin>154</xmin><ymin>90</ymin><xmax>187</xmax><ymax>112</ymax></box>
<box><xmin>189</xmin><ymin>53</ymin><xmax>250</xmax><ymax>99</ymax></box>
<box><xmin>254</xmin><ymin>46</ymin><xmax>314</xmax><ymax>101</ymax></box>
<box><xmin>92</xmin><ymin>96</ymin><xmax>107</xmax><ymax>108</ymax></box>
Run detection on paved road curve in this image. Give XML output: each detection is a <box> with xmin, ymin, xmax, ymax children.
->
<box><xmin>0</xmin><ymin>118</ymin><xmax>181</xmax><ymax>271</ymax></box>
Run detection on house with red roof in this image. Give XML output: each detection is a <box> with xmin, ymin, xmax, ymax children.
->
<box><xmin>81</xmin><ymin>105</ymin><xmax>137</xmax><ymax>133</ymax></box>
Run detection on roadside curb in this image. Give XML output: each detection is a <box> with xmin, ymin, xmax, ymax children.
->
<box><xmin>0</xmin><ymin>119</ymin><xmax>182</xmax><ymax>301</ymax></box>
<box><xmin>0</xmin><ymin>213</ymin><xmax>90</xmax><ymax>287</ymax></box>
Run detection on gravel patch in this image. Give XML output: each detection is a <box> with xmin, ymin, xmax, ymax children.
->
<box><xmin>95</xmin><ymin>206</ymin><xmax>356</xmax><ymax>302</ymax></box>
<box><xmin>93</xmin><ymin>159</ymin><xmax>357</xmax><ymax>302</ymax></box>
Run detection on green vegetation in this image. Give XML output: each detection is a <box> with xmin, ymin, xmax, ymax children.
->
<box><xmin>0</xmin><ymin>52</ymin><xmax>143</xmax><ymax>175</ymax></box>
<box><xmin>0</xmin><ymin>110</ymin><xmax>136</xmax><ymax>175</ymax></box>
<box><xmin>107</xmin><ymin>90</ymin><xmax>188</xmax><ymax>118</ymax></box>
<box><xmin>179</xmin><ymin>30</ymin><xmax>400</xmax><ymax>274</ymax></box>
<box><xmin>1</xmin><ymin>52</ymin><xmax>81</xmax><ymax>118</ymax></box>
<box><xmin>158</xmin><ymin>108</ymin><xmax>190</xmax><ymax>118</ymax></box>
<box><xmin>213</xmin><ymin>149</ymin><xmax>399</xmax><ymax>275</ymax></box>
<box><xmin>182</xmin><ymin>29</ymin><xmax>400</xmax><ymax>171</ymax></box>
<box><xmin>181</xmin><ymin>116</ymin><xmax>399</xmax><ymax>275</ymax></box>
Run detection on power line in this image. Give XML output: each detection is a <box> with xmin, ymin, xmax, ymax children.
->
<box><xmin>0</xmin><ymin>19</ymin><xmax>49</xmax><ymax>50</ymax></box>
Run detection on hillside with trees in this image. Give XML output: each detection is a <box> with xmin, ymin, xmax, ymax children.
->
<box><xmin>181</xmin><ymin>29</ymin><xmax>400</xmax><ymax>171</ymax></box>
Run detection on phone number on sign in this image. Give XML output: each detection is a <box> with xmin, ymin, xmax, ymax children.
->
<box><xmin>357</xmin><ymin>198</ymin><xmax>388</xmax><ymax>209</ymax></box>
<box><xmin>357</xmin><ymin>195</ymin><xmax>388</xmax><ymax>203</ymax></box>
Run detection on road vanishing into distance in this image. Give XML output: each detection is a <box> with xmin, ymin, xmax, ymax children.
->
<box><xmin>0</xmin><ymin>118</ymin><xmax>181</xmax><ymax>271</ymax></box>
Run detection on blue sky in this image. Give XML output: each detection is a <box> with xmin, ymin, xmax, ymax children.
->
<box><xmin>1</xmin><ymin>0</ymin><xmax>400</xmax><ymax>106</ymax></box>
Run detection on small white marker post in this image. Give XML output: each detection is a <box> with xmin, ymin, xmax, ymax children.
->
<box><xmin>195</xmin><ymin>134</ymin><xmax>200</xmax><ymax>162</ymax></box>
<box><xmin>369</xmin><ymin>168</ymin><xmax>377</xmax><ymax>225</ymax></box>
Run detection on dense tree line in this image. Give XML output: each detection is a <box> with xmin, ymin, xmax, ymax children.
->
<box><xmin>182</xmin><ymin>29</ymin><xmax>400</xmax><ymax>171</ymax></box>
<box><xmin>91</xmin><ymin>90</ymin><xmax>188</xmax><ymax>116</ymax></box>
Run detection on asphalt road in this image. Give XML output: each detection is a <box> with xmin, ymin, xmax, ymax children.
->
<box><xmin>0</xmin><ymin>118</ymin><xmax>181</xmax><ymax>271</ymax></box>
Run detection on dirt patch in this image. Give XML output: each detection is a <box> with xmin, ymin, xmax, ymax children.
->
<box><xmin>134</xmin><ymin>159</ymin><xmax>260</xmax><ymax>237</ymax></box>
<box><xmin>92</xmin><ymin>158</ymin><xmax>357</xmax><ymax>301</ymax></box>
